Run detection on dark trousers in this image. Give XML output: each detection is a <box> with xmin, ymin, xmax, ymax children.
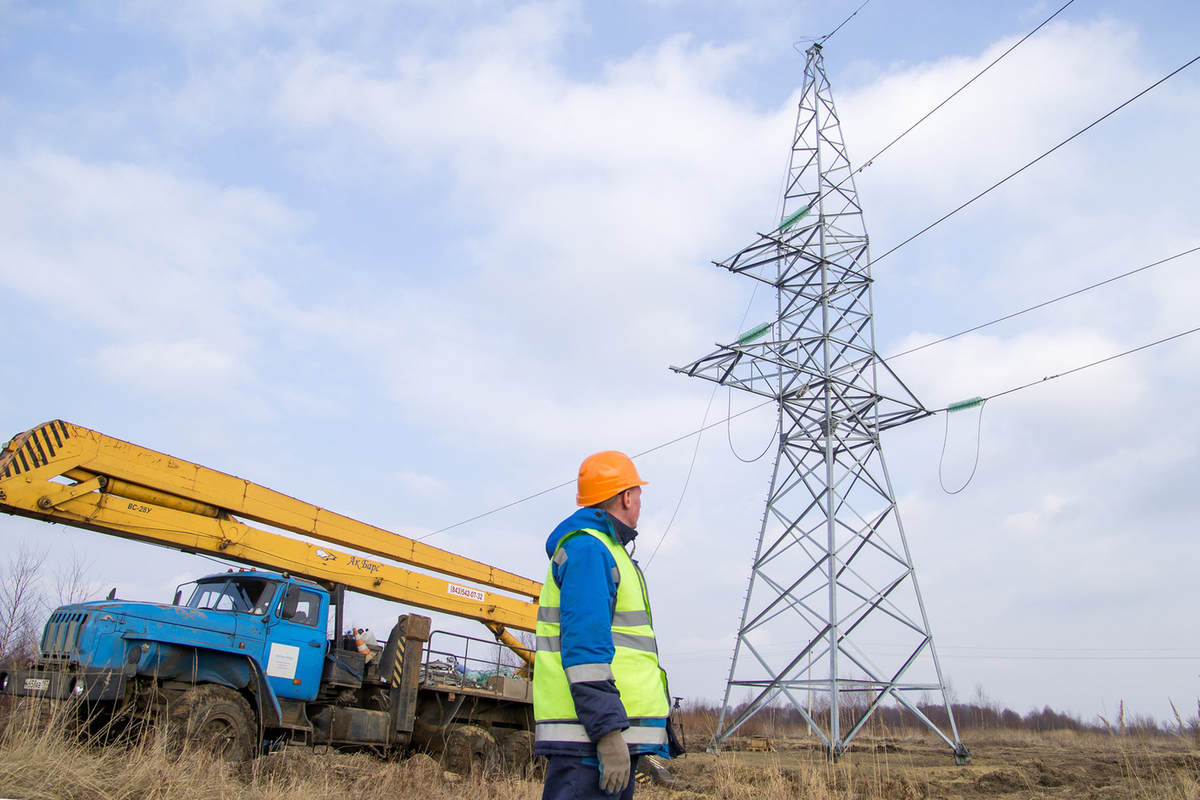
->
<box><xmin>541</xmin><ymin>755</ymin><xmax>636</xmax><ymax>800</ymax></box>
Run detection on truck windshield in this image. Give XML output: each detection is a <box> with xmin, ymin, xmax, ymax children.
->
<box><xmin>187</xmin><ymin>578</ymin><xmax>278</xmax><ymax>615</ymax></box>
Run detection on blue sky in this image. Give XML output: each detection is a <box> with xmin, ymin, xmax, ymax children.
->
<box><xmin>2</xmin><ymin>0</ymin><xmax>1199</xmax><ymax>731</ymax></box>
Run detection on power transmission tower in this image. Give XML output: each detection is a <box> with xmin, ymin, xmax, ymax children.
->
<box><xmin>673</xmin><ymin>43</ymin><xmax>969</xmax><ymax>763</ymax></box>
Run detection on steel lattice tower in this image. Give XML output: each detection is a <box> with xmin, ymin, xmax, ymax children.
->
<box><xmin>673</xmin><ymin>43</ymin><xmax>968</xmax><ymax>762</ymax></box>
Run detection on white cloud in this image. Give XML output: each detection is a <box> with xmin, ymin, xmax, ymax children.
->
<box><xmin>93</xmin><ymin>339</ymin><xmax>245</xmax><ymax>395</ymax></box>
<box><xmin>841</xmin><ymin>19</ymin><xmax>1147</xmax><ymax>207</ymax></box>
<box><xmin>394</xmin><ymin>469</ymin><xmax>452</xmax><ymax>497</ymax></box>
<box><xmin>2</xmin><ymin>1</ymin><xmax>1198</xmax><ymax>726</ymax></box>
<box><xmin>0</xmin><ymin>152</ymin><xmax>307</xmax><ymax>400</ymax></box>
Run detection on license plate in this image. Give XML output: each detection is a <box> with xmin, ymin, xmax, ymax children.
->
<box><xmin>23</xmin><ymin>678</ymin><xmax>50</xmax><ymax>692</ymax></box>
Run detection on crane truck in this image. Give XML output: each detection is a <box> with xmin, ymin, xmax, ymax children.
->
<box><xmin>0</xmin><ymin>419</ymin><xmax>549</xmax><ymax>773</ymax></box>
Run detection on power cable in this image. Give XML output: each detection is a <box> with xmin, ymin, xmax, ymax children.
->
<box><xmin>886</xmin><ymin>245</ymin><xmax>1200</xmax><ymax>361</ymax></box>
<box><xmin>726</xmin><ymin>387</ymin><xmax>779</xmax><ymax>463</ymax></box>
<box><xmin>850</xmin><ymin>0</ymin><xmax>1076</xmax><ymax>183</ymax></box>
<box><xmin>417</xmin><ymin>480</ymin><xmax>569</xmax><ymax>541</ymax></box>
<box><xmin>873</xmin><ymin>53</ymin><xmax>1200</xmax><ymax>265</ymax></box>
<box><xmin>817</xmin><ymin>0</ymin><xmax>872</xmax><ymax>46</ymax></box>
<box><xmin>644</xmin><ymin>385</ymin><xmax>721</xmax><ymax>568</ymax></box>
<box><xmin>934</xmin><ymin>325</ymin><xmax>1200</xmax><ymax>413</ymax></box>
<box><xmin>419</xmin><ymin>398</ymin><xmax>777</xmax><ymax>540</ymax></box>
<box><xmin>983</xmin><ymin>326</ymin><xmax>1200</xmax><ymax>405</ymax></box>
<box><xmin>423</xmin><ymin>57</ymin><xmax>1200</xmax><ymax>540</ymax></box>
<box><xmin>641</xmin><ymin>249</ymin><xmax>775</xmax><ymax>565</ymax></box>
<box><xmin>421</xmin><ymin>320</ymin><xmax>1199</xmax><ymax>536</ymax></box>
<box><xmin>425</xmin><ymin>323</ymin><xmax>1200</xmax><ymax>536</ymax></box>
<box><xmin>928</xmin><ymin>323</ymin><xmax>1200</xmax><ymax>493</ymax></box>
<box><xmin>787</xmin><ymin>1</ymin><xmax>1075</xmax><ymax>242</ymax></box>
<box><xmin>938</xmin><ymin>399</ymin><xmax>986</xmax><ymax>494</ymax></box>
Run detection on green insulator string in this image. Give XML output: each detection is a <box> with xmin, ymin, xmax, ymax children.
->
<box><xmin>737</xmin><ymin>322</ymin><xmax>772</xmax><ymax>345</ymax></box>
<box><xmin>777</xmin><ymin>204</ymin><xmax>812</xmax><ymax>233</ymax></box>
<box><xmin>947</xmin><ymin>396</ymin><xmax>984</xmax><ymax>413</ymax></box>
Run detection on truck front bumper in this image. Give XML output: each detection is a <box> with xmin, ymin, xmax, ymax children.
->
<box><xmin>0</xmin><ymin>666</ymin><xmax>125</xmax><ymax>703</ymax></box>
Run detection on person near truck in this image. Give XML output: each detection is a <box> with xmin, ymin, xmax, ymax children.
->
<box><xmin>533</xmin><ymin>451</ymin><xmax>673</xmax><ymax>799</ymax></box>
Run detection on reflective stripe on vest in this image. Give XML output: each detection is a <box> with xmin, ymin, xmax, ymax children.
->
<box><xmin>533</xmin><ymin>526</ymin><xmax>670</xmax><ymax>752</ymax></box>
<box><xmin>535</xmin><ymin>719</ymin><xmax>669</xmax><ymax>747</ymax></box>
<box><xmin>537</xmin><ymin>607</ymin><xmax>649</xmax><ymax>628</ymax></box>
<box><xmin>537</xmin><ymin>627</ymin><xmax>655</xmax><ymax>654</ymax></box>
<box><xmin>564</xmin><ymin>663</ymin><xmax>614</xmax><ymax>683</ymax></box>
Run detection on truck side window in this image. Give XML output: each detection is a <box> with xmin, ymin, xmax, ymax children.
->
<box><xmin>279</xmin><ymin>587</ymin><xmax>321</xmax><ymax>627</ymax></box>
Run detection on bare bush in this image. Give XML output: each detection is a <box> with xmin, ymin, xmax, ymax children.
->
<box><xmin>0</xmin><ymin>544</ymin><xmax>48</xmax><ymax>667</ymax></box>
<box><xmin>53</xmin><ymin>544</ymin><xmax>100</xmax><ymax>606</ymax></box>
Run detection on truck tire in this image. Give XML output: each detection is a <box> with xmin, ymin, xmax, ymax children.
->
<box><xmin>498</xmin><ymin>730</ymin><xmax>535</xmax><ymax>778</ymax></box>
<box><xmin>168</xmin><ymin>685</ymin><xmax>256</xmax><ymax>763</ymax></box>
<box><xmin>444</xmin><ymin>724</ymin><xmax>499</xmax><ymax>779</ymax></box>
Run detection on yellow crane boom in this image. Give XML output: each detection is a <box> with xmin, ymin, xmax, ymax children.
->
<box><xmin>0</xmin><ymin>421</ymin><xmax>540</xmax><ymax>652</ymax></box>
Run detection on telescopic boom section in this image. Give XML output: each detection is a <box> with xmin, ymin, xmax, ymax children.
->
<box><xmin>0</xmin><ymin>421</ymin><xmax>541</xmax><ymax>641</ymax></box>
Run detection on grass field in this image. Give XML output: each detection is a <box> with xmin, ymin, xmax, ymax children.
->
<box><xmin>1</xmin><ymin>700</ymin><xmax>1197</xmax><ymax>799</ymax></box>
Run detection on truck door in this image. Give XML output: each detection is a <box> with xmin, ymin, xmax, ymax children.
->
<box><xmin>264</xmin><ymin>584</ymin><xmax>327</xmax><ymax>702</ymax></box>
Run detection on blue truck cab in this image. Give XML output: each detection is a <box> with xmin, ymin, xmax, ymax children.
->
<box><xmin>0</xmin><ymin>568</ymin><xmax>532</xmax><ymax>769</ymax></box>
<box><xmin>0</xmin><ymin>570</ymin><xmax>331</xmax><ymax>749</ymax></box>
<box><xmin>178</xmin><ymin>571</ymin><xmax>328</xmax><ymax>702</ymax></box>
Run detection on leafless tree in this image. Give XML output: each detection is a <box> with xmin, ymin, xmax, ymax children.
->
<box><xmin>53</xmin><ymin>544</ymin><xmax>99</xmax><ymax>606</ymax></box>
<box><xmin>495</xmin><ymin>630</ymin><xmax>536</xmax><ymax>674</ymax></box>
<box><xmin>0</xmin><ymin>543</ymin><xmax>48</xmax><ymax>667</ymax></box>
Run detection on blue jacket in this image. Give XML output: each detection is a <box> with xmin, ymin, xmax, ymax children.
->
<box><xmin>534</xmin><ymin>507</ymin><xmax>639</xmax><ymax>756</ymax></box>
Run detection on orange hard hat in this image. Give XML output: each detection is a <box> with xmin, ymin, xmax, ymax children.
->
<box><xmin>576</xmin><ymin>451</ymin><xmax>648</xmax><ymax>507</ymax></box>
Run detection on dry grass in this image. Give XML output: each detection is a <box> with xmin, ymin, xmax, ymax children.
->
<box><xmin>2</xmin><ymin>699</ymin><xmax>1198</xmax><ymax>800</ymax></box>
<box><xmin>0</xmin><ymin>700</ymin><xmax>543</xmax><ymax>800</ymax></box>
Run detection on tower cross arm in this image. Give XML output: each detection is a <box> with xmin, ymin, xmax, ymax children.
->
<box><xmin>669</xmin><ymin>351</ymin><xmax>785</xmax><ymax>402</ymax></box>
<box><xmin>715</xmin><ymin>230</ymin><xmax>825</xmax><ymax>286</ymax></box>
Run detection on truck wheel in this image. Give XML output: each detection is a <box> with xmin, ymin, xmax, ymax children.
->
<box><xmin>498</xmin><ymin>730</ymin><xmax>535</xmax><ymax>778</ymax></box>
<box><xmin>168</xmin><ymin>685</ymin><xmax>256</xmax><ymax>763</ymax></box>
<box><xmin>444</xmin><ymin>724</ymin><xmax>499</xmax><ymax>779</ymax></box>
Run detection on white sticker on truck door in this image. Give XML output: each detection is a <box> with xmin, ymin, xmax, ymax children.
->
<box><xmin>266</xmin><ymin>643</ymin><xmax>300</xmax><ymax>679</ymax></box>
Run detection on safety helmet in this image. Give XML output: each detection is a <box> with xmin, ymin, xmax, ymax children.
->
<box><xmin>576</xmin><ymin>451</ymin><xmax>648</xmax><ymax>507</ymax></box>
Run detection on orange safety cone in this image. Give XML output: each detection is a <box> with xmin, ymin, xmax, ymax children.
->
<box><xmin>354</xmin><ymin>628</ymin><xmax>374</xmax><ymax>663</ymax></box>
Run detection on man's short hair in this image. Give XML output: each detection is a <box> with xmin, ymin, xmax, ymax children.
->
<box><xmin>593</xmin><ymin>488</ymin><xmax>629</xmax><ymax>512</ymax></box>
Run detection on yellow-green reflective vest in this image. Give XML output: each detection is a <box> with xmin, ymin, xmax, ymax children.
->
<box><xmin>533</xmin><ymin>527</ymin><xmax>670</xmax><ymax>750</ymax></box>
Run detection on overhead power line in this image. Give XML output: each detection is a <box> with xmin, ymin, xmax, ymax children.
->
<box><xmin>874</xmin><ymin>52</ymin><xmax>1200</xmax><ymax>264</ymax></box>
<box><xmin>425</xmin><ymin>50</ymin><xmax>1200</xmax><ymax>541</ymax></box>
<box><xmin>425</xmin><ymin>316</ymin><xmax>1200</xmax><ymax>538</ymax></box>
<box><xmin>817</xmin><ymin>0</ymin><xmax>872</xmax><ymax>46</ymax></box>
<box><xmin>886</xmin><ymin>245</ymin><xmax>1200</xmax><ymax>361</ymax></box>
<box><xmin>426</xmin><ymin>321</ymin><xmax>1200</xmax><ymax>537</ymax></box>
<box><xmin>969</xmin><ymin>325</ymin><xmax>1200</xmax><ymax>408</ymax></box>
<box><xmin>852</xmin><ymin>0</ymin><xmax>1077</xmax><ymax>181</ymax></box>
<box><xmin>419</xmin><ymin>397</ymin><xmax>775</xmax><ymax>540</ymax></box>
<box><xmin>783</xmin><ymin>1</ymin><xmax>1074</xmax><ymax>250</ymax></box>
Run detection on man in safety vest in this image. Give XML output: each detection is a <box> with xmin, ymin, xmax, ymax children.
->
<box><xmin>534</xmin><ymin>451</ymin><xmax>672</xmax><ymax>799</ymax></box>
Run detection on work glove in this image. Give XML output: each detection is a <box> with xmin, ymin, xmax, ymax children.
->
<box><xmin>596</xmin><ymin>729</ymin><xmax>631</xmax><ymax>794</ymax></box>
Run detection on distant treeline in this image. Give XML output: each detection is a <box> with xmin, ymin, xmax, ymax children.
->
<box><xmin>676</xmin><ymin>695</ymin><xmax>1198</xmax><ymax>739</ymax></box>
